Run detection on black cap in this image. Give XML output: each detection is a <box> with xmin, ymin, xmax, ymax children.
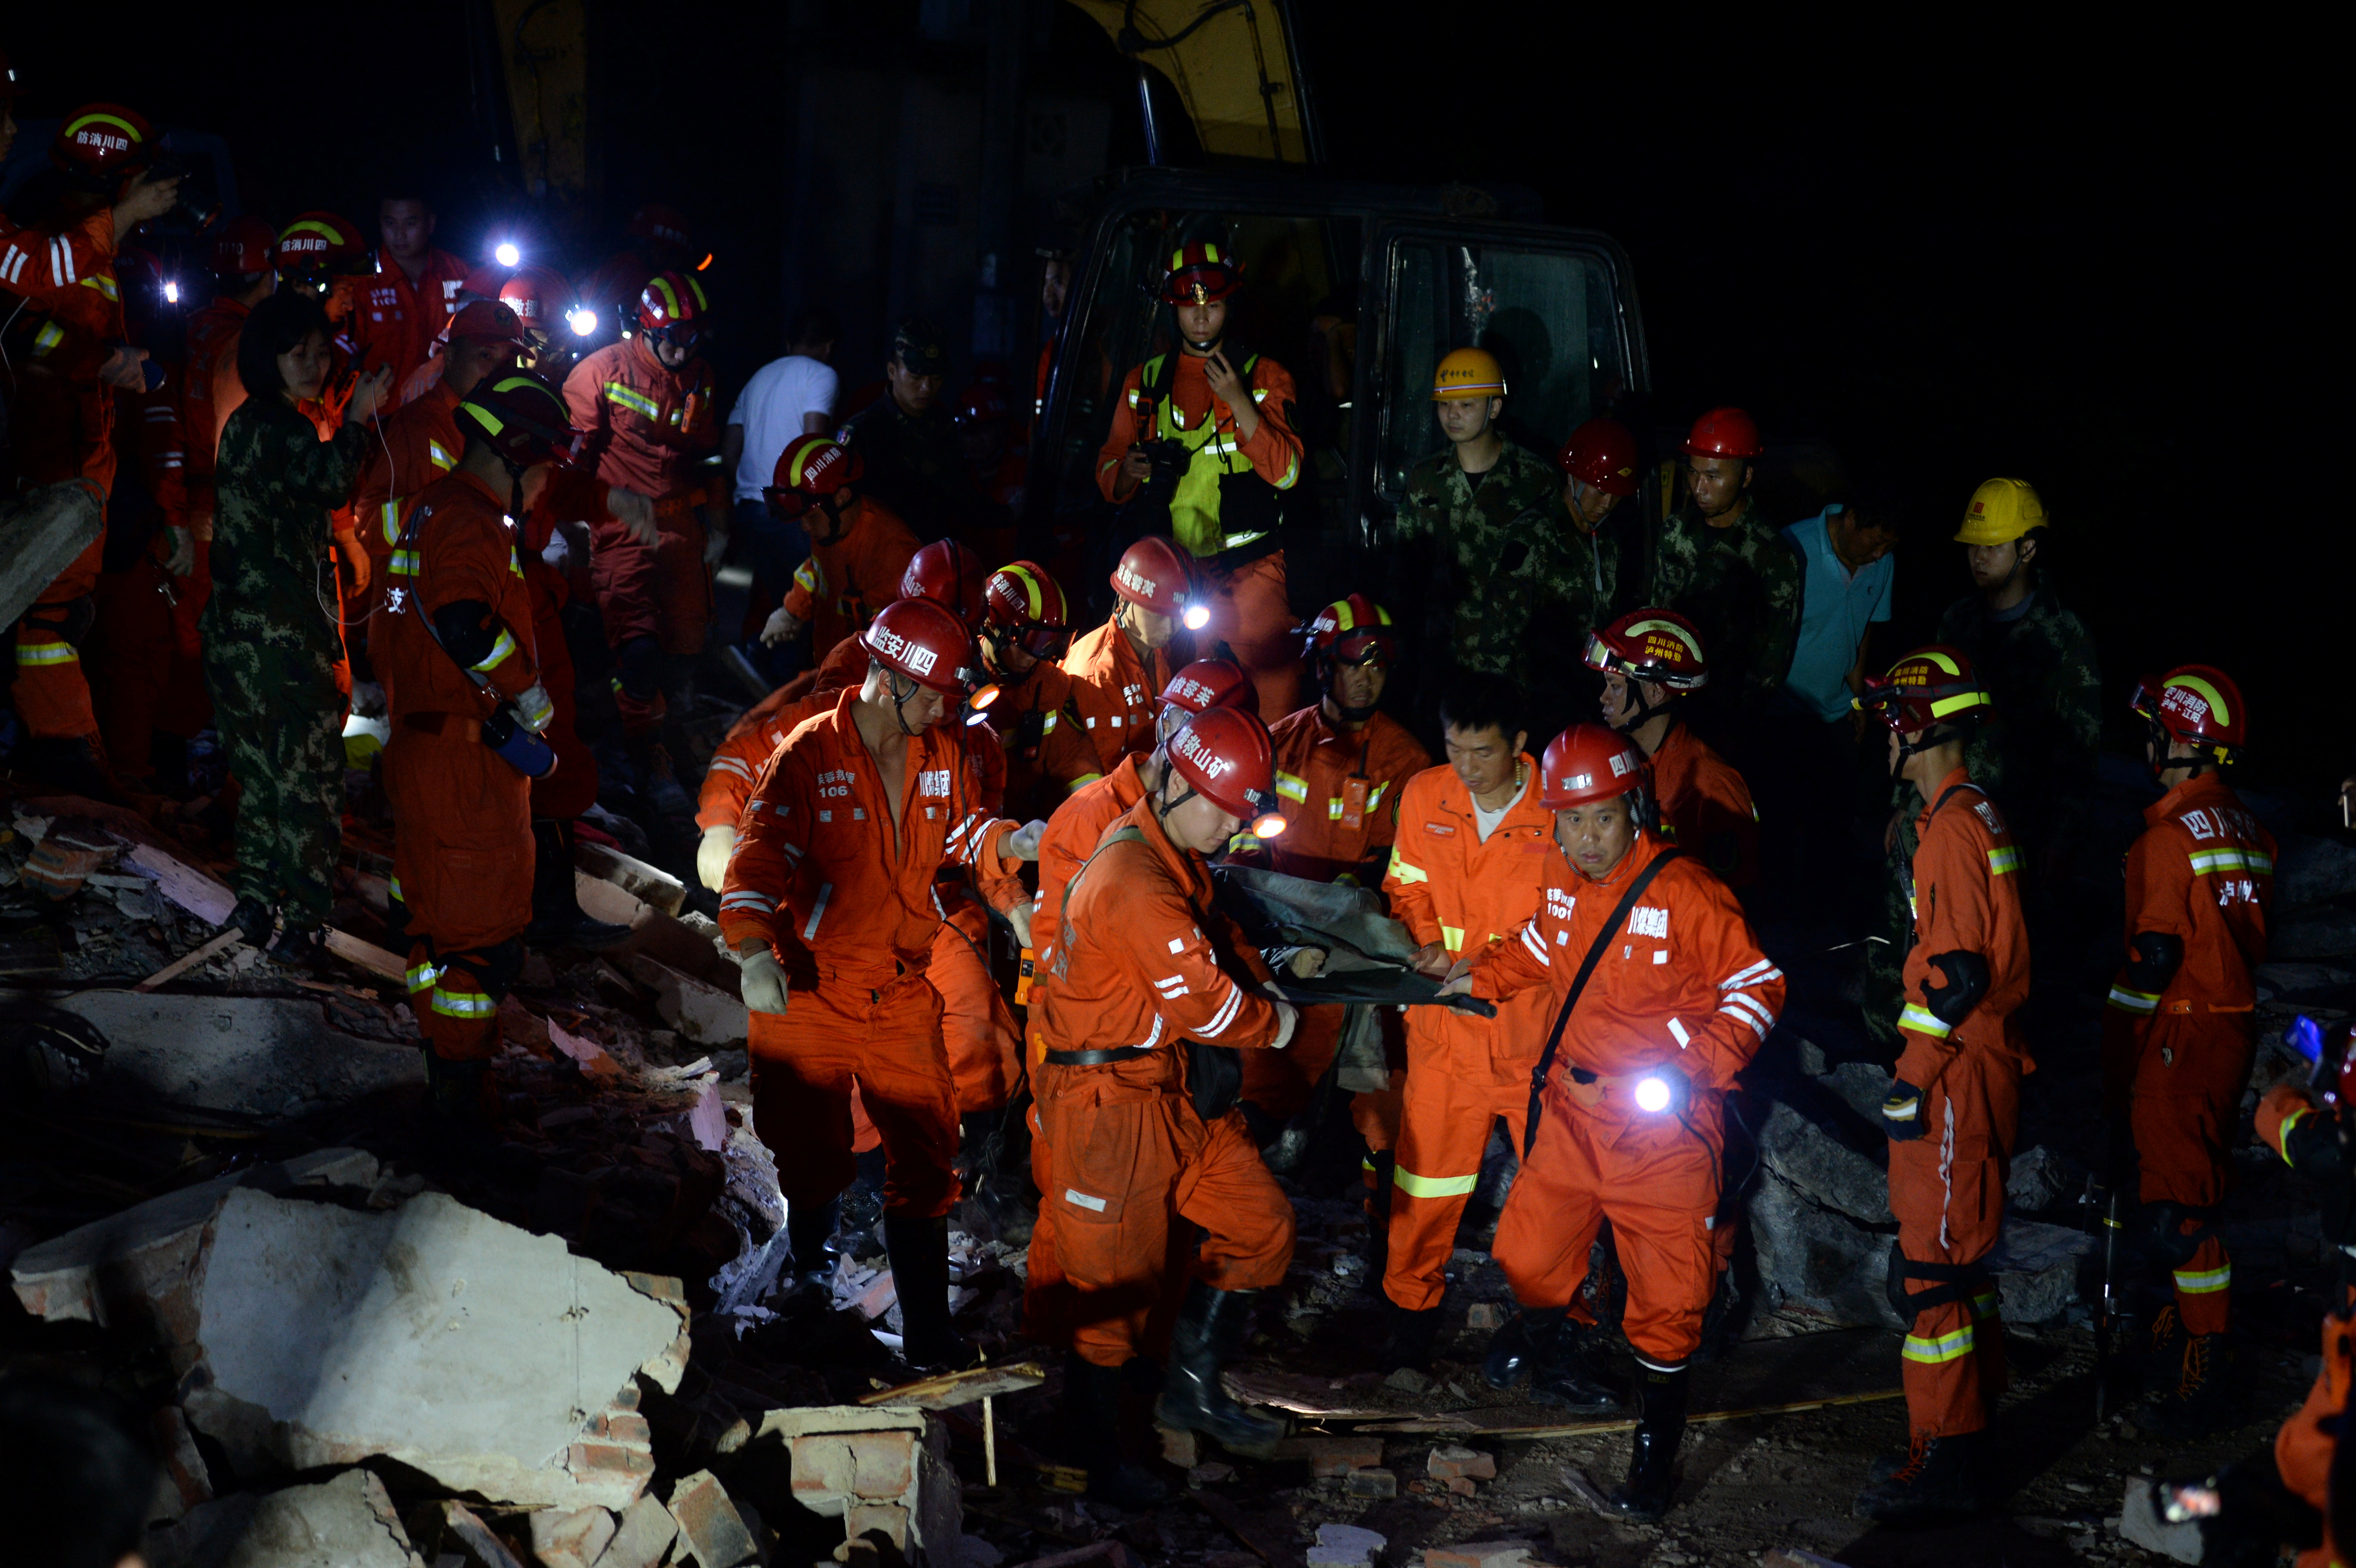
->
<box><xmin>891</xmin><ymin>316</ymin><xmax>948</xmax><ymax>374</ymax></box>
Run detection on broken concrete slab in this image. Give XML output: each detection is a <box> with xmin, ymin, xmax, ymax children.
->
<box><xmin>151</xmin><ymin>1469</ymin><xmax>423</xmax><ymax>1568</ymax></box>
<box><xmin>2119</xmin><ymin>1477</ymin><xmax>2203</xmax><ymax>1564</ymax></box>
<box><xmin>754</xmin><ymin>1404</ymin><xmax>960</xmax><ymax>1557</ymax></box>
<box><xmin>1307</xmin><ymin>1523</ymin><xmax>1385</xmax><ymax>1567</ymax></box>
<box><xmin>578</xmin><ymin>839</ymin><xmax>687</xmax><ymax>917</ymax></box>
<box><xmin>7</xmin><ymin>990</ymin><xmax>425</xmax><ymax>1117</ymax></box>
<box><xmin>151</xmin><ymin>1404</ymin><xmax>215</xmax><ymax>1523</ymax></box>
<box><xmin>588</xmin><ymin>1495</ymin><xmax>676</xmax><ymax>1568</ymax></box>
<box><xmin>527</xmin><ymin>1507</ymin><xmax>615</xmax><ymax>1568</ymax></box>
<box><xmin>407</xmin><ymin>1499</ymin><xmax>524</xmax><ymax>1568</ymax></box>
<box><xmin>625</xmin><ymin>955</ymin><xmax>747</xmax><ymax>1047</ymax></box>
<box><xmin>1988</xmin><ymin>1218</ymin><xmax>2095</xmax><ymax>1324</ymax></box>
<box><xmin>0</xmin><ymin>479</ymin><xmax>106</xmax><ymax>630</ymax></box>
<box><xmin>184</xmin><ymin>1189</ymin><xmax>687</xmax><ymax>1510</ymax></box>
<box><xmin>665</xmin><ymin>1469</ymin><xmax>758</xmax><ymax>1567</ymax></box>
<box><xmin>1426</xmin><ymin>1443</ymin><xmax>1495</xmax><ymax>1480</ymax></box>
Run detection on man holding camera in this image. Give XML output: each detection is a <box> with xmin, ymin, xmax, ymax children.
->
<box><xmin>1094</xmin><ymin>242</ymin><xmax>1307</xmax><ymax>721</ymax></box>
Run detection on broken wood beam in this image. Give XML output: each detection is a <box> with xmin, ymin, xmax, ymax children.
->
<box><xmin>1341</xmin><ymin>1386</ymin><xmax>1906</xmax><ymax>1438</ymax></box>
<box><xmin>856</xmin><ymin>1360</ymin><xmax>1046</xmax><ymax>1411</ymax></box>
<box><xmin>133</xmin><ymin>931</ymin><xmax>241</xmax><ymax>991</ymax></box>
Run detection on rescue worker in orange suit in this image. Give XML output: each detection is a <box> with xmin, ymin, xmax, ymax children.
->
<box><xmin>3</xmin><ymin>104</ymin><xmax>182</xmax><ymax>797</ymax></box>
<box><xmin>720</xmin><ymin>598</ymin><xmax>1047</xmax><ymax>1370</ymax></box>
<box><xmin>1019</xmin><ymin>657</ymin><xmax>1257</xmax><ymax>1403</ymax></box>
<box><xmin>369</xmin><ymin>372</ymin><xmax>570</xmax><ymax>1123</ymax></box>
<box><xmin>1848</xmin><ymin>647</ymin><xmax>2030</xmax><ymax>1522</ymax></box>
<box><xmin>1227</xmin><ymin>595</ymin><xmax>1431</xmax><ymax>1158</ymax></box>
<box><xmin>352</xmin><ymin>192</ymin><xmax>469</xmax><ymax>386</ymax></box>
<box><xmin>759</xmin><ymin>434</ymin><xmax>920</xmax><ymax>660</ymax></box>
<box><xmin>563</xmin><ymin>270</ymin><xmax>725</xmax><ymax>791</ymax></box>
<box><xmin>953</xmin><ymin>381</ymin><xmax>1025</xmax><ymax>561</ymax></box>
<box><xmin>1586</xmin><ymin>609</ymin><xmax>1759</xmax><ymax>891</ymax></box>
<box><xmin>397</xmin><ymin>262</ymin><xmax>588</xmax><ymax>409</ymax></box>
<box><xmin>1062</xmin><ymin>534</ymin><xmax>1194</xmax><ymax>774</ymax></box>
<box><xmin>1377</xmin><ymin>673</ymin><xmax>1553</xmax><ymax>1371</ymax></box>
<box><xmin>977</xmin><ymin>561</ymin><xmax>1097</xmax><ymax>819</ymax></box>
<box><xmin>1443</xmin><ymin>724</ymin><xmax>1783</xmax><ymax>1519</ymax></box>
<box><xmin>1095</xmin><ymin>243</ymin><xmax>1307</xmax><ymax>721</ymax></box>
<box><xmin>1031</xmin><ymin>705</ymin><xmax>1300</xmax><ymax>1503</ymax></box>
<box><xmin>2102</xmin><ymin>666</ymin><xmax>2273</xmax><ymax>1436</ymax></box>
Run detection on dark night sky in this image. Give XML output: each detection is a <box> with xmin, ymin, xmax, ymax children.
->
<box><xmin>8</xmin><ymin>5</ymin><xmax>2336</xmax><ymax>796</ymax></box>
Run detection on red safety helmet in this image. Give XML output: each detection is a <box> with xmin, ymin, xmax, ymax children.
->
<box><xmin>1162</xmin><ymin>240</ymin><xmax>1243</xmax><ymax>306</ymax></box>
<box><xmin>953</xmin><ymin>382</ymin><xmax>1012</xmax><ymax>427</ymax></box>
<box><xmin>862</xmin><ymin>596</ymin><xmax>983</xmax><ymax>701</ymax></box>
<box><xmin>445</xmin><ymin>298</ymin><xmax>529</xmax><ymax>348</ymax></box>
<box><xmin>1161</xmin><ymin>658</ymin><xmax>1254</xmax><ymax>716</ymax></box>
<box><xmin>624</xmin><ymin>204</ymin><xmax>693</xmax><ymax>249</ymax></box>
<box><xmin>277</xmin><ymin>212</ymin><xmax>373</xmax><ymax>283</ymax></box>
<box><xmin>456</xmin><ymin>371</ymin><xmax>576</xmax><ymax>470</ymax></box>
<box><xmin>1302</xmin><ymin>594</ymin><xmax>1396</xmax><ymax>666</ymax></box>
<box><xmin>1557</xmin><ymin>418</ymin><xmax>1640</xmax><ymax>497</ymax></box>
<box><xmin>2130</xmin><ymin>664</ymin><xmax>2247</xmax><ymax>761</ymax></box>
<box><xmin>1584</xmin><ymin>609</ymin><xmax>1709</xmax><ymax>693</ymax></box>
<box><xmin>1166</xmin><ymin>706</ymin><xmax>1280</xmax><ymax>825</ymax></box>
<box><xmin>1683</xmin><ymin>406</ymin><xmax>1763</xmax><ymax>461</ymax></box>
<box><xmin>900</xmin><ymin>540</ymin><xmax>988</xmax><ymax>634</ymax></box>
<box><xmin>767</xmin><ymin>433</ymin><xmax>862</xmax><ymax>517</ymax></box>
<box><xmin>1110</xmin><ymin>535</ymin><xmax>1199</xmax><ymax>621</ymax></box>
<box><xmin>211</xmin><ymin>214</ymin><xmax>277</xmax><ymax>277</ymax></box>
<box><xmin>496</xmin><ymin>263</ymin><xmax>573</xmax><ymax>330</ymax></box>
<box><xmin>982</xmin><ymin>561</ymin><xmax>1073</xmax><ymax>660</ymax></box>
<box><xmin>1538</xmin><ymin>724</ymin><xmax>1649</xmax><ymax>812</ymax></box>
<box><xmin>1854</xmin><ymin>645</ymin><xmax>1993</xmax><ymax>736</ymax></box>
<box><xmin>636</xmin><ymin>271</ymin><xmax>708</xmax><ymax>339</ymax></box>
<box><xmin>51</xmin><ymin>104</ymin><xmax>154</xmax><ymax>183</ymax></box>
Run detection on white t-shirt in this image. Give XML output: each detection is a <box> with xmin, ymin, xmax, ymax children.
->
<box><xmin>729</xmin><ymin>354</ymin><xmax>839</xmax><ymax>502</ymax></box>
<box><xmin>1472</xmin><ymin>772</ymin><xmax>1528</xmax><ymax>844</ymax></box>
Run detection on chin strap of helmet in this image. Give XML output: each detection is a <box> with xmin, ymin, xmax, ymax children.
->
<box><xmin>1894</xmin><ymin>720</ymin><xmax>1969</xmax><ymax>765</ymax></box>
<box><xmin>1606</xmin><ymin>675</ymin><xmax>1676</xmax><ymax>738</ymax></box>
<box><xmin>811</xmin><ymin>491</ymin><xmax>851</xmax><ymax>545</ymax></box>
<box><xmin>2144</xmin><ymin>714</ymin><xmax>2223</xmax><ymax>781</ymax></box>
<box><xmin>883</xmin><ymin>668</ymin><xmax>928</xmax><ymax>738</ymax></box>
<box><xmin>1319</xmin><ymin>655</ymin><xmax>1381</xmax><ymax>724</ymax></box>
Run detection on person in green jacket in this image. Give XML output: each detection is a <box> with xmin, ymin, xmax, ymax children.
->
<box><xmin>200</xmin><ymin>291</ymin><xmax>391</xmax><ymax>955</ymax></box>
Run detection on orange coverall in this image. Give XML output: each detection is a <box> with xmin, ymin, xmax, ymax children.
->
<box><xmin>351</xmin><ymin>248</ymin><xmax>469</xmax><ymax>384</ymax></box>
<box><xmin>87</xmin><ymin>373</ymin><xmax>199</xmax><ymax>782</ymax></box>
<box><xmin>2103</xmin><ymin>770</ymin><xmax>2273</xmax><ymax>1337</ymax></box>
<box><xmin>1379</xmin><ymin>758</ymin><xmax>1557</xmax><ymax>1311</ymax></box>
<box><xmin>349</xmin><ymin>381</ymin><xmax>462</xmax><ymax>660</ymax></box>
<box><xmin>370</xmin><ymin>469</ymin><xmax>543</xmax><ymax>1063</ymax></box>
<box><xmin>779</xmin><ymin>499</ymin><xmax>919</xmax><ymax>657</ymax></box>
<box><xmin>1228</xmin><ymin>703</ymin><xmax>1432</xmax><ymax>1127</ymax></box>
<box><xmin>1468</xmin><ymin>829</ymin><xmax>1784</xmax><ymax>1371</ymax></box>
<box><xmin>1028</xmin><ymin>797</ymin><xmax>1296</xmax><ymax>1367</ymax></box>
<box><xmin>1649</xmin><ymin>720</ymin><xmax>1759</xmax><ymax>891</ymax></box>
<box><xmin>986</xmin><ymin>653</ymin><xmax>1103</xmax><ymax>819</ymax></box>
<box><xmin>1059</xmin><ymin>614</ymin><xmax>1172</xmax><ymax>776</ymax></box>
<box><xmin>2258</xmin><ymin>1085</ymin><xmax>2348</xmax><ymax>1568</ymax></box>
<box><xmin>1092</xmin><ymin>353</ymin><xmax>1306</xmax><ymax>719</ymax></box>
<box><xmin>1888</xmin><ymin>767</ymin><xmax>2032</xmax><ymax>1439</ymax></box>
<box><xmin>718</xmin><ymin>690</ymin><xmax>1022</xmax><ymax>1219</ymax></box>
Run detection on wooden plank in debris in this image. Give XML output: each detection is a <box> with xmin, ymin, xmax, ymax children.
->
<box><xmin>322</xmin><ymin>928</ymin><xmax>404</xmax><ymax>983</ymax></box>
<box><xmin>1344</xmin><ymin>1386</ymin><xmax>1905</xmax><ymax>1438</ymax></box>
<box><xmin>125</xmin><ymin>840</ymin><xmax>404</xmax><ymax>984</ymax></box>
<box><xmin>576</xmin><ymin>838</ymin><xmax>687</xmax><ymax>916</ymax></box>
<box><xmin>134</xmin><ymin>930</ymin><xmax>241</xmax><ymax>991</ymax></box>
<box><xmin>856</xmin><ymin>1360</ymin><xmax>1046</xmax><ymax>1411</ymax></box>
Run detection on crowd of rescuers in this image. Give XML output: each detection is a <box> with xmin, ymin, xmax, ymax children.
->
<box><xmin>2</xmin><ymin>74</ymin><xmax>2329</xmax><ymax>1550</ymax></box>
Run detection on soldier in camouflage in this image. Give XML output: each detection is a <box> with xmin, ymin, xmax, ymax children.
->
<box><xmin>1651</xmin><ymin>407</ymin><xmax>1802</xmax><ymax>722</ymax></box>
<box><xmin>1865</xmin><ymin>478</ymin><xmax>2100</xmax><ymax>1043</ymax></box>
<box><xmin>1391</xmin><ymin>348</ymin><xmax>1595</xmax><ymax>736</ymax></box>
<box><xmin>199</xmin><ymin>292</ymin><xmax>390</xmax><ymax>951</ymax></box>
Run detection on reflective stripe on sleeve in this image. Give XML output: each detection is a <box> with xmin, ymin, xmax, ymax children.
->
<box><xmin>468</xmin><ymin>627</ymin><xmax>518</xmax><ymax>673</ymax></box>
<box><xmin>2173</xmin><ymin>1263</ymin><xmax>2230</xmax><ymax>1295</ymax></box>
<box><xmin>2106</xmin><ymin>984</ymin><xmax>2161</xmax><ymax>1015</ymax></box>
<box><xmin>1898</xmin><ymin>1003</ymin><xmax>1952</xmax><ymax>1039</ymax></box>
<box><xmin>1986</xmin><ymin>846</ymin><xmax>2021</xmax><ymax>875</ymax></box>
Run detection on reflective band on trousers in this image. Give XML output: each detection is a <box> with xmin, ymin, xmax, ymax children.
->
<box><xmin>432</xmin><ymin>986</ymin><xmax>495</xmax><ymax>1019</ymax></box>
<box><xmin>2174</xmin><ymin>1263</ymin><xmax>2231</xmax><ymax>1295</ymax></box>
<box><xmin>1393</xmin><ymin>1165</ymin><xmax>1480</xmax><ymax>1199</ymax></box>
<box><xmin>1902</xmin><ymin>1325</ymin><xmax>1978</xmax><ymax>1364</ymax></box>
<box><xmin>14</xmin><ymin>640</ymin><xmax>78</xmax><ymax>666</ymax></box>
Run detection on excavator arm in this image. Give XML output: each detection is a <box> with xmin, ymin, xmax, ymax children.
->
<box><xmin>1061</xmin><ymin>0</ymin><xmax>1320</xmax><ymax>163</ymax></box>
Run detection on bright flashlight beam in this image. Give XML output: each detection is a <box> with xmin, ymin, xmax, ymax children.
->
<box><xmin>162</xmin><ymin>279</ymin><xmax>180</xmax><ymax>304</ymax></box>
<box><xmin>1182</xmin><ymin>605</ymin><xmax>1211</xmax><ymax>631</ymax></box>
<box><xmin>1633</xmin><ymin>1076</ymin><xmax>1671</xmax><ymax>1114</ymax></box>
<box><xmin>567</xmin><ymin>307</ymin><xmax>599</xmax><ymax>338</ymax></box>
<box><xmin>494</xmin><ymin>241</ymin><xmax>521</xmax><ymax>267</ymax></box>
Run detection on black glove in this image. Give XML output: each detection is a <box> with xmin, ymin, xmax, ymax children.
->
<box><xmin>1881</xmin><ymin>1078</ymin><xmax>1929</xmax><ymax>1142</ymax></box>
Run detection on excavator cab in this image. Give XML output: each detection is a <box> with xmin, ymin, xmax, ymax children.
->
<box><xmin>1030</xmin><ymin>165</ymin><xmax>1648</xmax><ymax>613</ymax></box>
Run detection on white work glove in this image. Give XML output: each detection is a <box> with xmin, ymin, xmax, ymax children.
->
<box><xmin>606</xmin><ymin>485</ymin><xmax>657</xmax><ymax>547</ymax></box>
<box><xmin>698</xmin><ymin>824</ymin><xmax>737</xmax><ymax>892</ymax></box>
<box><xmin>348</xmin><ymin>680</ymin><xmax>388</xmax><ymax>718</ymax></box>
<box><xmin>540</xmin><ymin>532</ymin><xmax>573</xmax><ymax>574</ymax></box>
<box><xmin>1005</xmin><ymin>818</ymin><xmax>1048</xmax><ymax>860</ymax></box>
<box><xmin>761</xmin><ymin>606</ymin><xmax>806</xmax><ymax>648</ymax></box>
<box><xmin>1004</xmin><ymin>899</ymin><xmax>1035</xmax><ymax>951</ymax></box>
<box><xmin>736</xmin><ymin>946</ymin><xmax>790</xmax><ymax>1015</ymax></box>
<box><xmin>513</xmin><ymin>681</ymin><xmax>556</xmax><ymax>734</ymax></box>
<box><xmin>1268</xmin><ymin>999</ymin><xmax>1299</xmax><ymax>1051</ymax></box>
<box><xmin>160</xmin><ymin>525</ymin><xmax>196</xmax><ymax>578</ymax></box>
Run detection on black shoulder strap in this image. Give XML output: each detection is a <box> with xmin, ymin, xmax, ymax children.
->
<box><xmin>1050</xmin><ymin>824</ymin><xmax>1148</xmax><ymax>981</ymax></box>
<box><xmin>1522</xmin><ymin>849</ymin><xmax>1684</xmax><ymax>1157</ymax></box>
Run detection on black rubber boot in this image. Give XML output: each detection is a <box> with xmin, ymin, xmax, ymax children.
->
<box><xmin>1529</xmin><ymin>1322</ymin><xmax>1621</xmax><ymax>1414</ymax></box>
<box><xmin>1064</xmin><ymin>1353</ymin><xmax>1169</xmax><ymax>1509</ymax></box>
<box><xmin>1853</xmin><ymin>1429</ymin><xmax>1985</xmax><ymax>1523</ymax></box>
<box><xmin>1609</xmin><ymin>1362</ymin><xmax>1689</xmax><ymax>1519</ymax></box>
<box><xmin>1155</xmin><ymin>1282</ymin><xmax>1285</xmax><ymax>1457</ymax></box>
<box><xmin>224</xmin><ymin>895</ymin><xmax>277</xmax><ymax>952</ymax></box>
<box><xmin>786</xmin><ymin>1198</ymin><xmax>839</xmax><ymax>1290</ymax></box>
<box><xmin>1483</xmin><ymin>1306</ymin><xmax>1568</xmax><ymax>1390</ymax></box>
<box><xmin>524</xmin><ymin>819</ymin><xmax>633</xmax><ymax>949</ymax></box>
<box><xmin>266</xmin><ymin>922</ymin><xmax>334</xmax><ymax>974</ymax></box>
<box><xmin>1380</xmin><ymin>1301</ymin><xmax>1443</xmax><ymax>1372</ymax></box>
<box><xmin>882</xmin><ymin>1214</ymin><xmax>977</xmax><ymax>1371</ymax></box>
<box><xmin>2135</xmin><ymin>1330</ymin><xmax>2231</xmax><ymax>1437</ymax></box>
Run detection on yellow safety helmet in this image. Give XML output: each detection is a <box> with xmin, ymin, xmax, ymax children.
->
<box><xmin>1431</xmin><ymin>347</ymin><xmax>1506</xmax><ymax>402</ymax></box>
<box><xmin>1954</xmin><ymin>478</ymin><xmax>2047</xmax><ymax>545</ymax></box>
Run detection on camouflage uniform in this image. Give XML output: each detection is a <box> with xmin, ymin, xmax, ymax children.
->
<box><xmin>1392</xmin><ymin>440</ymin><xmax>1602</xmax><ymax>734</ymax></box>
<box><xmin>1651</xmin><ymin>501</ymin><xmax>1802</xmax><ymax>712</ymax></box>
<box><xmin>840</xmin><ymin>396</ymin><xmax>966</xmax><ymax>541</ymax></box>
<box><xmin>1866</xmin><ymin>571</ymin><xmax>2102</xmax><ymax>1043</ymax></box>
<box><xmin>200</xmin><ymin>397</ymin><xmax>368</xmax><ymax>928</ymax></box>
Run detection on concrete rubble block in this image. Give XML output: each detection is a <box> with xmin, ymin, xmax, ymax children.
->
<box><xmin>846</xmin><ymin>1501</ymin><xmax>911</xmax><ymax>1550</ymax></box>
<box><xmin>1426</xmin><ymin>1443</ymin><xmax>1496</xmax><ymax>1481</ymax></box>
<box><xmin>576</xmin><ymin>840</ymin><xmax>687</xmax><ymax>917</ymax></box>
<box><xmin>2005</xmin><ymin>1144</ymin><xmax>2079</xmax><ymax>1215</ymax></box>
<box><xmin>1275</xmin><ymin>1435</ymin><xmax>1383</xmax><ymax>1477</ymax></box>
<box><xmin>1420</xmin><ymin>1545</ymin><xmax>1534</xmax><ymax>1568</ymax></box>
<box><xmin>0</xmin><ymin>480</ymin><xmax>106</xmax><ymax>630</ymax></box>
<box><xmin>1987</xmin><ymin>1217</ymin><xmax>2096</xmax><ymax>1324</ymax></box>
<box><xmin>11</xmin><ymin>1148</ymin><xmax>380</xmax><ymax>1337</ymax></box>
<box><xmin>177</xmin><ymin>1469</ymin><xmax>424</xmax><ymax>1568</ymax></box>
<box><xmin>1307</xmin><ymin>1522</ymin><xmax>1387</xmax><ymax>1567</ymax></box>
<box><xmin>1157</xmin><ymin>1424</ymin><xmax>1201</xmax><ymax>1468</ymax></box>
<box><xmin>754</xmin><ymin>1404</ymin><xmax>957</xmax><ymax>1556</ymax></box>
<box><xmin>1745</xmin><ymin>1165</ymin><xmax>1904</xmax><ymax>1329</ymax></box>
<box><xmin>665</xmin><ymin>1469</ymin><xmax>759</xmax><ymax>1568</ymax></box>
<box><xmin>625</xmin><ymin>955</ymin><xmax>747</xmax><ymax>1047</ymax></box>
<box><xmin>1465</xmin><ymin>1301</ymin><xmax>1504</xmax><ymax>1330</ymax></box>
<box><xmin>1754</xmin><ymin>1067</ymin><xmax>1895</xmax><ymax>1224</ymax></box>
<box><xmin>1343</xmin><ymin>1468</ymin><xmax>1396</xmax><ymax>1499</ymax></box>
<box><xmin>2119</xmin><ymin>1477</ymin><xmax>2204</xmax><ymax>1564</ymax></box>
<box><xmin>528</xmin><ymin>1507</ymin><xmax>616</xmax><ymax>1568</ymax></box>
<box><xmin>151</xmin><ymin>1404</ymin><xmax>215</xmax><ymax>1523</ymax></box>
<box><xmin>183</xmin><ymin>1189</ymin><xmax>686</xmax><ymax>1511</ymax></box>
<box><xmin>587</xmin><ymin>1496</ymin><xmax>676</xmax><ymax>1568</ymax></box>
<box><xmin>409</xmin><ymin>1499</ymin><xmax>525</xmax><ymax>1568</ymax></box>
